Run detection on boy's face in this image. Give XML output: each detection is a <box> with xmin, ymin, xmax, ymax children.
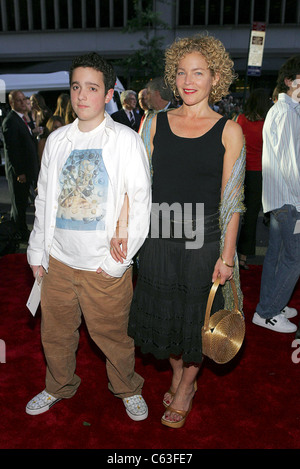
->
<box><xmin>70</xmin><ymin>66</ymin><xmax>113</xmax><ymax>130</ymax></box>
<box><xmin>285</xmin><ymin>74</ymin><xmax>300</xmax><ymax>102</ymax></box>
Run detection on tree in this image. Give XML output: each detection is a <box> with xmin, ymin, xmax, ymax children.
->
<box><xmin>118</xmin><ymin>0</ymin><xmax>169</xmax><ymax>89</ymax></box>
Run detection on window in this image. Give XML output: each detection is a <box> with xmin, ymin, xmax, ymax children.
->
<box><xmin>31</xmin><ymin>0</ymin><xmax>42</xmax><ymax>30</ymax></box>
<box><xmin>253</xmin><ymin>0</ymin><xmax>266</xmax><ymax>22</ymax></box>
<box><xmin>114</xmin><ymin>0</ymin><xmax>124</xmax><ymax>27</ymax></box>
<box><xmin>194</xmin><ymin>0</ymin><xmax>206</xmax><ymax>24</ymax></box>
<box><xmin>86</xmin><ymin>0</ymin><xmax>97</xmax><ymax>28</ymax></box>
<box><xmin>285</xmin><ymin>0</ymin><xmax>297</xmax><ymax>23</ymax></box>
<box><xmin>127</xmin><ymin>0</ymin><xmax>136</xmax><ymax>20</ymax></box>
<box><xmin>269</xmin><ymin>0</ymin><xmax>282</xmax><ymax>23</ymax></box>
<box><xmin>223</xmin><ymin>0</ymin><xmax>236</xmax><ymax>24</ymax></box>
<box><xmin>238</xmin><ymin>1</ymin><xmax>251</xmax><ymax>23</ymax></box>
<box><xmin>5</xmin><ymin>0</ymin><xmax>15</xmax><ymax>30</ymax></box>
<box><xmin>99</xmin><ymin>0</ymin><xmax>110</xmax><ymax>27</ymax></box>
<box><xmin>178</xmin><ymin>0</ymin><xmax>191</xmax><ymax>25</ymax></box>
<box><xmin>45</xmin><ymin>0</ymin><xmax>55</xmax><ymax>29</ymax></box>
<box><xmin>19</xmin><ymin>1</ymin><xmax>29</xmax><ymax>30</ymax></box>
<box><xmin>208</xmin><ymin>0</ymin><xmax>221</xmax><ymax>24</ymax></box>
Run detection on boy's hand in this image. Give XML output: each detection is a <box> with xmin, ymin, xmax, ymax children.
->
<box><xmin>96</xmin><ymin>267</ymin><xmax>114</xmax><ymax>279</ymax></box>
<box><xmin>30</xmin><ymin>265</ymin><xmax>44</xmax><ymax>279</ymax></box>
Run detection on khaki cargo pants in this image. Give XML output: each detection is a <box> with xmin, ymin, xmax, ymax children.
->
<box><xmin>40</xmin><ymin>256</ymin><xmax>144</xmax><ymax>400</ymax></box>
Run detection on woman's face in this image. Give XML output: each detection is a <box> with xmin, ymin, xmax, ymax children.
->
<box><xmin>26</xmin><ymin>99</ymin><xmax>32</xmax><ymax>112</ymax></box>
<box><xmin>30</xmin><ymin>96</ymin><xmax>38</xmax><ymax>110</ymax></box>
<box><xmin>175</xmin><ymin>52</ymin><xmax>218</xmax><ymax>106</ymax></box>
<box><xmin>51</xmin><ymin>120</ymin><xmax>63</xmax><ymax>132</ymax></box>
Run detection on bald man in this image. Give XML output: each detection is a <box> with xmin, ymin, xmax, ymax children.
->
<box><xmin>2</xmin><ymin>90</ymin><xmax>39</xmax><ymax>241</ymax></box>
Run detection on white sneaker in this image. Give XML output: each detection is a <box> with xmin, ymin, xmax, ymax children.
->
<box><xmin>123</xmin><ymin>395</ymin><xmax>148</xmax><ymax>421</ymax></box>
<box><xmin>281</xmin><ymin>306</ymin><xmax>298</xmax><ymax>319</ymax></box>
<box><xmin>26</xmin><ymin>390</ymin><xmax>61</xmax><ymax>415</ymax></box>
<box><xmin>252</xmin><ymin>312</ymin><xmax>297</xmax><ymax>333</ymax></box>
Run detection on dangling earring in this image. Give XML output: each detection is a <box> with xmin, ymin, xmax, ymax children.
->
<box><xmin>173</xmin><ymin>88</ymin><xmax>181</xmax><ymax>101</ymax></box>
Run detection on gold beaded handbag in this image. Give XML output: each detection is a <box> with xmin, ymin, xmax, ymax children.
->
<box><xmin>202</xmin><ymin>277</ymin><xmax>245</xmax><ymax>364</ymax></box>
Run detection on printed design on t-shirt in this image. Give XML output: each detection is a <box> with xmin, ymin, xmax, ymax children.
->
<box><xmin>56</xmin><ymin>149</ymin><xmax>108</xmax><ymax>230</ymax></box>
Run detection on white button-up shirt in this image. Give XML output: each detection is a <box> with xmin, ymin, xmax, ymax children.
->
<box><xmin>27</xmin><ymin>113</ymin><xmax>151</xmax><ymax>277</ymax></box>
<box><xmin>262</xmin><ymin>92</ymin><xmax>300</xmax><ymax>213</ymax></box>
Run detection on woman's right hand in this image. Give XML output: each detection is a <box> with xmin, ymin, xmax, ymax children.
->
<box><xmin>111</xmin><ymin>194</ymin><xmax>129</xmax><ymax>263</ymax></box>
<box><xmin>110</xmin><ymin>224</ymin><xmax>128</xmax><ymax>263</ymax></box>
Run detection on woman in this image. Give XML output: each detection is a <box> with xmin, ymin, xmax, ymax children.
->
<box><xmin>112</xmin><ymin>34</ymin><xmax>245</xmax><ymax>429</ymax></box>
<box><xmin>237</xmin><ymin>89</ymin><xmax>272</xmax><ymax>269</ymax></box>
<box><xmin>30</xmin><ymin>93</ymin><xmax>52</xmax><ymax>129</ymax></box>
<box><xmin>24</xmin><ymin>97</ymin><xmax>36</xmax><ymax>130</ymax></box>
<box><xmin>64</xmin><ymin>99</ymin><xmax>76</xmax><ymax>124</ymax></box>
<box><xmin>37</xmin><ymin>115</ymin><xmax>65</xmax><ymax>162</ymax></box>
<box><xmin>54</xmin><ymin>93</ymin><xmax>70</xmax><ymax>121</ymax></box>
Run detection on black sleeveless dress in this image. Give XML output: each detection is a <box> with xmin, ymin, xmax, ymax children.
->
<box><xmin>128</xmin><ymin>111</ymin><xmax>228</xmax><ymax>364</ymax></box>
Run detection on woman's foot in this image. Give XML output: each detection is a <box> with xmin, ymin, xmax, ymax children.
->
<box><xmin>163</xmin><ymin>389</ymin><xmax>175</xmax><ymax>408</ymax></box>
<box><xmin>161</xmin><ymin>382</ymin><xmax>197</xmax><ymax>428</ymax></box>
<box><xmin>162</xmin><ymin>369</ymin><xmax>184</xmax><ymax>407</ymax></box>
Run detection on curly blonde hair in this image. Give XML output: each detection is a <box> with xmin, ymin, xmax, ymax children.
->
<box><xmin>164</xmin><ymin>33</ymin><xmax>237</xmax><ymax>104</ymax></box>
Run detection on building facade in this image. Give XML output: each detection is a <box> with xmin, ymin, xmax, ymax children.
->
<box><xmin>0</xmin><ymin>0</ymin><xmax>299</xmax><ymax>89</ymax></box>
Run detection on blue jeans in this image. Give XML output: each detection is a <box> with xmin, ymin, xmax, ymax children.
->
<box><xmin>256</xmin><ymin>204</ymin><xmax>300</xmax><ymax>319</ymax></box>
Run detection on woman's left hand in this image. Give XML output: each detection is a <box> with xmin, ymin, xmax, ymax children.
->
<box><xmin>212</xmin><ymin>257</ymin><xmax>234</xmax><ymax>285</ymax></box>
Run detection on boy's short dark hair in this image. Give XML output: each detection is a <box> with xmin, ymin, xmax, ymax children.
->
<box><xmin>69</xmin><ymin>52</ymin><xmax>116</xmax><ymax>95</ymax></box>
<box><xmin>276</xmin><ymin>55</ymin><xmax>300</xmax><ymax>93</ymax></box>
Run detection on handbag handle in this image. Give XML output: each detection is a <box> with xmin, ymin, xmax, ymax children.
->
<box><xmin>203</xmin><ymin>277</ymin><xmax>240</xmax><ymax>331</ymax></box>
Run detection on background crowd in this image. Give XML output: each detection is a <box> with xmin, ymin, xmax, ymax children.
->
<box><xmin>0</xmin><ymin>77</ymin><xmax>273</xmax><ymax>253</ymax></box>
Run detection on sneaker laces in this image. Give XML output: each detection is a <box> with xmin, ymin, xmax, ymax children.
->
<box><xmin>124</xmin><ymin>395</ymin><xmax>147</xmax><ymax>415</ymax></box>
<box><xmin>29</xmin><ymin>390</ymin><xmax>56</xmax><ymax>407</ymax></box>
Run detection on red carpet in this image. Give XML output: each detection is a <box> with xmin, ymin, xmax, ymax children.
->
<box><xmin>0</xmin><ymin>253</ymin><xmax>299</xmax><ymax>450</ymax></box>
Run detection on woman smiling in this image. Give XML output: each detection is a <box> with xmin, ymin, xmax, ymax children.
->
<box><xmin>128</xmin><ymin>33</ymin><xmax>245</xmax><ymax>429</ymax></box>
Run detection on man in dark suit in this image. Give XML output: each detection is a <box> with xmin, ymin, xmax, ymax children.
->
<box><xmin>2</xmin><ymin>90</ymin><xmax>39</xmax><ymax>241</ymax></box>
<box><xmin>111</xmin><ymin>90</ymin><xmax>141</xmax><ymax>132</ymax></box>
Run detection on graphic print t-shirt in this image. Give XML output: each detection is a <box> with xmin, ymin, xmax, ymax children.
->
<box><xmin>50</xmin><ymin>120</ymin><xmax>110</xmax><ymax>270</ymax></box>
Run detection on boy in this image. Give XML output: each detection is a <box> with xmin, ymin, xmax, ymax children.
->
<box><xmin>26</xmin><ymin>52</ymin><xmax>151</xmax><ymax>421</ymax></box>
<box><xmin>253</xmin><ymin>55</ymin><xmax>300</xmax><ymax>333</ymax></box>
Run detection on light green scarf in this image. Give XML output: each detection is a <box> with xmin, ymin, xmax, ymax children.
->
<box><xmin>219</xmin><ymin>144</ymin><xmax>246</xmax><ymax>312</ymax></box>
<box><xmin>139</xmin><ymin>110</ymin><xmax>162</xmax><ymax>181</ymax></box>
